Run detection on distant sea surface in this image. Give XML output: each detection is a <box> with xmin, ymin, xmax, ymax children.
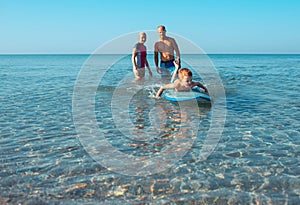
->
<box><xmin>0</xmin><ymin>54</ymin><xmax>299</xmax><ymax>204</ymax></box>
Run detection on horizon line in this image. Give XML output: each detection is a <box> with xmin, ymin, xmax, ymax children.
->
<box><xmin>0</xmin><ymin>53</ymin><xmax>300</xmax><ymax>55</ymax></box>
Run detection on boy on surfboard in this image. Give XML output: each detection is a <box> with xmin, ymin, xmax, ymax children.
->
<box><xmin>155</xmin><ymin>61</ymin><xmax>208</xmax><ymax>98</ymax></box>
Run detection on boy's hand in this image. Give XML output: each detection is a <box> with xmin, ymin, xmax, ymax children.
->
<box><xmin>173</xmin><ymin>60</ymin><xmax>180</xmax><ymax>69</ymax></box>
<box><xmin>174</xmin><ymin>58</ymin><xmax>181</xmax><ymax>68</ymax></box>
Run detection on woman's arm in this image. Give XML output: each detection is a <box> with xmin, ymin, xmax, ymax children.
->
<box><xmin>145</xmin><ymin>59</ymin><xmax>152</xmax><ymax>77</ymax></box>
<box><xmin>131</xmin><ymin>47</ymin><xmax>138</xmax><ymax>69</ymax></box>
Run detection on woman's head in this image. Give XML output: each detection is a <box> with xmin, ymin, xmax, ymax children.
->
<box><xmin>139</xmin><ymin>32</ymin><xmax>147</xmax><ymax>43</ymax></box>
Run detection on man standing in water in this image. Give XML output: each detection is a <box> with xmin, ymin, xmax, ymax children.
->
<box><xmin>154</xmin><ymin>25</ymin><xmax>181</xmax><ymax>78</ymax></box>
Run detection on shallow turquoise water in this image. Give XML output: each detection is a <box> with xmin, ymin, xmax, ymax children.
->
<box><xmin>0</xmin><ymin>54</ymin><xmax>299</xmax><ymax>204</ymax></box>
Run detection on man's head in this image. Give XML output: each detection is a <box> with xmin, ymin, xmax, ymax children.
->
<box><xmin>157</xmin><ymin>25</ymin><xmax>166</xmax><ymax>39</ymax></box>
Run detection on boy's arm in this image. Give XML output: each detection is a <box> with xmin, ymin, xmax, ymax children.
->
<box><xmin>194</xmin><ymin>82</ymin><xmax>208</xmax><ymax>93</ymax></box>
<box><xmin>170</xmin><ymin>60</ymin><xmax>180</xmax><ymax>83</ymax></box>
<box><xmin>155</xmin><ymin>87</ymin><xmax>165</xmax><ymax>98</ymax></box>
<box><xmin>156</xmin><ymin>82</ymin><xmax>177</xmax><ymax>98</ymax></box>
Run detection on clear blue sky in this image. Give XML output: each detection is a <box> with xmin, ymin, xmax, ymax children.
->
<box><xmin>1</xmin><ymin>0</ymin><xmax>300</xmax><ymax>54</ymax></box>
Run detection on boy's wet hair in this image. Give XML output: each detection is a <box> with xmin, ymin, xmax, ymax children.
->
<box><xmin>179</xmin><ymin>68</ymin><xmax>192</xmax><ymax>79</ymax></box>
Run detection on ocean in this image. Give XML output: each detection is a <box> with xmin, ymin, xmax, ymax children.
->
<box><xmin>0</xmin><ymin>54</ymin><xmax>299</xmax><ymax>204</ymax></box>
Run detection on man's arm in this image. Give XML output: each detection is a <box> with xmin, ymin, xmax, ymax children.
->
<box><xmin>154</xmin><ymin>43</ymin><xmax>161</xmax><ymax>73</ymax></box>
<box><xmin>154</xmin><ymin>51</ymin><xmax>161</xmax><ymax>74</ymax></box>
<box><xmin>154</xmin><ymin>51</ymin><xmax>159</xmax><ymax>68</ymax></box>
<box><xmin>172</xmin><ymin>38</ymin><xmax>181</xmax><ymax>66</ymax></box>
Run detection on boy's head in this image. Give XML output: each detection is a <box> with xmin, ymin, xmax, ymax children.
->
<box><xmin>178</xmin><ymin>68</ymin><xmax>193</xmax><ymax>86</ymax></box>
<box><xmin>178</xmin><ymin>68</ymin><xmax>192</xmax><ymax>79</ymax></box>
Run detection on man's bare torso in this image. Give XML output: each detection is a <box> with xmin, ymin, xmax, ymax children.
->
<box><xmin>155</xmin><ymin>37</ymin><xmax>175</xmax><ymax>61</ymax></box>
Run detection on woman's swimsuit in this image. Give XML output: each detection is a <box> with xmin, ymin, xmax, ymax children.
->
<box><xmin>136</xmin><ymin>43</ymin><xmax>147</xmax><ymax>68</ymax></box>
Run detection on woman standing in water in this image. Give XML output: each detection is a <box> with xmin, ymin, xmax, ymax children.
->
<box><xmin>132</xmin><ymin>32</ymin><xmax>152</xmax><ymax>80</ymax></box>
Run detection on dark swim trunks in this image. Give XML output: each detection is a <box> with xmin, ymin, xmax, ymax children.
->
<box><xmin>160</xmin><ymin>59</ymin><xmax>175</xmax><ymax>76</ymax></box>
